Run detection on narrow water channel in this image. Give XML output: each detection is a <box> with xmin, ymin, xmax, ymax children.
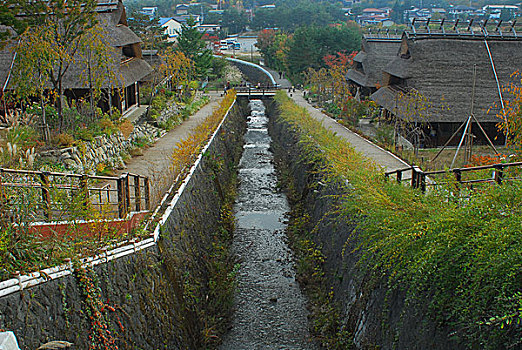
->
<box><xmin>219</xmin><ymin>100</ymin><xmax>317</xmax><ymax>349</ymax></box>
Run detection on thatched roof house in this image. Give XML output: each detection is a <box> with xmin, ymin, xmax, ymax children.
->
<box><xmin>370</xmin><ymin>30</ymin><xmax>522</xmax><ymax>146</ymax></box>
<box><xmin>346</xmin><ymin>35</ymin><xmax>401</xmax><ymax>96</ymax></box>
<box><xmin>1</xmin><ymin>0</ymin><xmax>153</xmax><ymax>114</ymax></box>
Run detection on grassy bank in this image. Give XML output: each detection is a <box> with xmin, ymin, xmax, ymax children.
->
<box><xmin>274</xmin><ymin>91</ymin><xmax>521</xmax><ymax>349</ymax></box>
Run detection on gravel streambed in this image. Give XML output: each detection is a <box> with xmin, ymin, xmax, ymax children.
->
<box><xmin>219</xmin><ymin>100</ymin><xmax>318</xmax><ymax>350</ymax></box>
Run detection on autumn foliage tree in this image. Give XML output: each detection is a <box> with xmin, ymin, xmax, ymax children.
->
<box><xmin>497</xmin><ymin>71</ymin><xmax>522</xmax><ymax>153</ymax></box>
<box><xmin>161</xmin><ymin>49</ymin><xmax>195</xmax><ymax>99</ymax></box>
<box><xmin>14</xmin><ymin>0</ymin><xmax>98</xmax><ymax>131</ymax></box>
<box><xmin>78</xmin><ymin>24</ymin><xmax>120</xmax><ymax>120</ymax></box>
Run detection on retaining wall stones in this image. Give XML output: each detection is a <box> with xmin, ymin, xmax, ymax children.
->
<box><xmin>0</xmin><ymin>100</ymin><xmax>247</xmax><ymax>350</ymax></box>
<box><xmin>267</xmin><ymin>100</ymin><xmax>463</xmax><ymax>350</ymax></box>
<box><xmin>38</xmin><ymin>122</ymin><xmax>165</xmax><ymax>172</ymax></box>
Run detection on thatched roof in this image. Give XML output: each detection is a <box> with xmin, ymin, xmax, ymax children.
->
<box><xmin>1</xmin><ymin>0</ymin><xmax>152</xmax><ymax>91</ymax></box>
<box><xmin>346</xmin><ymin>36</ymin><xmax>401</xmax><ymax>89</ymax></box>
<box><xmin>0</xmin><ymin>26</ymin><xmax>16</xmax><ymax>93</ymax></box>
<box><xmin>371</xmin><ymin>33</ymin><xmax>522</xmax><ymax>123</ymax></box>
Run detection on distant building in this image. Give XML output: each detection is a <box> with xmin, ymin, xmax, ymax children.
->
<box><xmin>175</xmin><ymin>4</ymin><xmax>190</xmax><ymax>15</ymax></box>
<box><xmin>140</xmin><ymin>6</ymin><xmax>158</xmax><ymax>18</ymax></box>
<box><xmin>159</xmin><ymin>17</ymin><xmax>182</xmax><ymax>42</ymax></box>
<box><xmin>448</xmin><ymin>5</ymin><xmax>477</xmax><ymax>18</ymax></box>
<box><xmin>197</xmin><ymin>24</ymin><xmax>221</xmax><ymax>34</ymax></box>
<box><xmin>357</xmin><ymin>8</ymin><xmax>392</xmax><ymax>26</ymax></box>
<box><xmin>174</xmin><ymin>15</ymin><xmax>201</xmax><ymax>26</ymax></box>
<box><xmin>483</xmin><ymin>5</ymin><xmax>519</xmax><ymax>19</ymax></box>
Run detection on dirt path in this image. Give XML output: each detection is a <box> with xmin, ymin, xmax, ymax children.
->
<box><xmin>117</xmin><ymin>92</ymin><xmax>222</xmax><ymax>178</ymax></box>
<box><xmin>111</xmin><ymin>92</ymin><xmax>223</xmax><ymax>204</ymax></box>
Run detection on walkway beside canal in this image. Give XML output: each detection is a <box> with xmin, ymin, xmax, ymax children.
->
<box><xmin>265</xmin><ymin>68</ymin><xmax>409</xmax><ymax>173</ymax></box>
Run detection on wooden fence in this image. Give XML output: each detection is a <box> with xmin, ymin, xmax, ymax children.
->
<box><xmin>0</xmin><ymin>168</ymin><xmax>150</xmax><ymax>222</ymax></box>
<box><xmin>385</xmin><ymin>161</ymin><xmax>522</xmax><ymax>192</ymax></box>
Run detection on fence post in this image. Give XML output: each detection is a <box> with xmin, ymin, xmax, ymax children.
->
<box><xmin>80</xmin><ymin>174</ymin><xmax>89</xmax><ymax>210</ymax></box>
<box><xmin>144</xmin><ymin>177</ymin><xmax>150</xmax><ymax>211</ymax></box>
<box><xmin>454</xmin><ymin>169</ymin><xmax>462</xmax><ymax>184</ymax></box>
<box><xmin>40</xmin><ymin>172</ymin><xmax>51</xmax><ymax>220</ymax></box>
<box><xmin>396</xmin><ymin>170</ymin><xmax>402</xmax><ymax>184</ymax></box>
<box><xmin>117</xmin><ymin>175</ymin><xmax>126</xmax><ymax>219</ymax></box>
<box><xmin>494</xmin><ymin>165</ymin><xmax>504</xmax><ymax>185</ymax></box>
<box><xmin>420</xmin><ymin>172</ymin><xmax>426</xmax><ymax>193</ymax></box>
<box><xmin>411</xmin><ymin>167</ymin><xmax>418</xmax><ymax>188</ymax></box>
<box><xmin>134</xmin><ymin>175</ymin><xmax>141</xmax><ymax>212</ymax></box>
<box><xmin>124</xmin><ymin>173</ymin><xmax>131</xmax><ymax>214</ymax></box>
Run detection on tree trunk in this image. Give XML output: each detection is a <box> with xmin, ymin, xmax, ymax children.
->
<box><xmin>88</xmin><ymin>52</ymin><xmax>95</xmax><ymax>121</ymax></box>
<box><xmin>58</xmin><ymin>80</ymin><xmax>64</xmax><ymax>132</ymax></box>
<box><xmin>40</xmin><ymin>90</ymin><xmax>50</xmax><ymax>143</ymax></box>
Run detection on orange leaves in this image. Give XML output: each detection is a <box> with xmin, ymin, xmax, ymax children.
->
<box><xmin>170</xmin><ymin>91</ymin><xmax>237</xmax><ymax>181</ymax></box>
<box><xmin>161</xmin><ymin>49</ymin><xmax>195</xmax><ymax>89</ymax></box>
<box><xmin>322</xmin><ymin>51</ymin><xmax>357</xmax><ymax>71</ymax></box>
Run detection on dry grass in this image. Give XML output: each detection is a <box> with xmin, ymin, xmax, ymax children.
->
<box><xmin>119</xmin><ymin>118</ymin><xmax>134</xmax><ymax>138</ymax></box>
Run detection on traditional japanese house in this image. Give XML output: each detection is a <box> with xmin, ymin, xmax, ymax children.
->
<box><xmin>346</xmin><ymin>33</ymin><xmax>401</xmax><ymax>97</ymax></box>
<box><xmin>0</xmin><ymin>0</ymin><xmax>153</xmax><ymax>116</ymax></box>
<box><xmin>371</xmin><ymin>21</ymin><xmax>522</xmax><ymax>147</ymax></box>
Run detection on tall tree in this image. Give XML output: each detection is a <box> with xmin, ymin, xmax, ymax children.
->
<box><xmin>176</xmin><ymin>17</ymin><xmax>213</xmax><ymax>78</ymax></box>
<box><xmin>287</xmin><ymin>23</ymin><xmax>360</xmax><ymax>82</ymax></box>
<box><xmin>221</xmin><ymin>7</ymin><xmax>248</xmax><ymax>34</ymax></box>
<box><xmin>16</xmin><ymin>0</ymin><xmax>98</xmax><ymax>131</ymax></box>
<box><xmin>128</xmin><ymin>11</ymin><xmax>167</xmax><ymax>50</ymax></box>
<box><xmin>161</xmin><ymin>49</ymin><xmax>195</xmax><ymax>99</ymax></box>
<box><xmin>78</xmin><ymin>24</ymin><xmax>120</xmax><ymax>119</ymax></box>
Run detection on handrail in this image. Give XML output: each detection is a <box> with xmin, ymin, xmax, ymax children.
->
<box><xmin>385</xmin><ymin>161</ymin><xmax>522</xmax><ymax>192</ymax></box>
<box><xmin>0</xmin><ymin>168</ymin><xmax>150</xmax><ymax>220</ymax></box>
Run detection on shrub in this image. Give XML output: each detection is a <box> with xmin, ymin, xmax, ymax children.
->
<box><xmin>52</xmin><ymin>133</ymin><xmax>75</xmax><ymax>147</ymax></box>
<box><xmin>118</xmin><ymin>119</ymin><xmax>134</xmax><ymax>138</ymax></box>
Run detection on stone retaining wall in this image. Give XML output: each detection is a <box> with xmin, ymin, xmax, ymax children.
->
<box><xmin>38</xmin><ymin>122</ymin><xmax>165</xmax><ymax>172</ymax></box>
<box><xmin>0</xmin><ymin>100</ymin><xmax>247</xmax><ymax>349</ymax></box>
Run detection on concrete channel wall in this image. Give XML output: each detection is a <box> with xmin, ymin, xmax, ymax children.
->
<box><xmin>0</xmin><ymin>100</ymin><xmax>247</xmax><ymax>350</ymax></box>
<box><xmin>267</xmin><ymin>100</ymin><xmax>463</xmax><ymax>350</ymax></box>
<box><xmin>226</xmin><ymin>58</ymin><xmax>274</xmax><ymax>86</ymax></box>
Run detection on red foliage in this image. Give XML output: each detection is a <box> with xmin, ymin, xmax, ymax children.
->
<box><xmin>323</xmin><ymin>51</ymin><xmax>357</xmax><ymax>69</ymax></box>
<box><xmin>466</xmin><ymin>154</ymin><xmax>505</xmax><ymax>167</ymax></box>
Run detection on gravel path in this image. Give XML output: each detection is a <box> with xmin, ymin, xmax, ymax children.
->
<box><xmin>219</xmin><ymin>100</ymin><xmax>318</xmax><ymax>350</ymax></box>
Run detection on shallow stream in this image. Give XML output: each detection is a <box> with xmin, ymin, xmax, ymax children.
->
<box><xmin>219</xmin><ymin>100</ymin><xmax>317</xmax><ymax>349</ymax></box>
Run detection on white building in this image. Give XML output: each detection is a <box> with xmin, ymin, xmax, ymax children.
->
<box><xmin>141</xmin><ymin>7</ymin><xmax>158</xmax><ymax>18</ymax></box>
<box><xmin>159</xmin><ymin>17</ymin><xmax>182</xmax><ymax>42</ymax></box>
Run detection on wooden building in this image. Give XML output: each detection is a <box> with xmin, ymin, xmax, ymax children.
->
<box><xmin>0</xmin><ymin>0</ymin><xmax>153</xmax><ymax>116</ymax></box>
<box><xmin>370</xmin><ymin>21</ymin><xmax>522</xmax><ymax>146</ymax></box>
<box><xmin>346</xmin><ymin>34</ymin><xmax>401</xmax><ymax>97</ymax></box>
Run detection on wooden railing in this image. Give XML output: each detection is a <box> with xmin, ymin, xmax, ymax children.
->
<box><xmin>235</xmin><ymin>85</ymin><xmax>281</xmax><ymax>97</ymax></box>
<box><xmin>385</xmin><ymin>161</ymin><xmax>522</xmax><ymax>193</ymax></box>
<box><xmin>0</xmin><ymin>168</ymin><xmax>150</xmax><ymax>221</ymax></box>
